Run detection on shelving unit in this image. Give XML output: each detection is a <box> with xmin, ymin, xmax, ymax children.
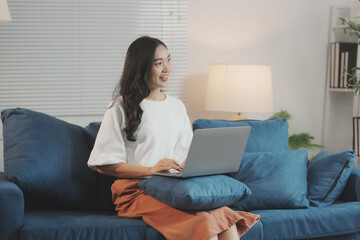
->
<box><xmin>322</xmin><ymin>4</ymin><xmax>360</xmax><ymax>156</ymax></box>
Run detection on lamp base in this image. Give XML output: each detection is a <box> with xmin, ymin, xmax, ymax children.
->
<box><xmin>230</xmin><ymin>115</ymin><xmax>248</xmax><ymax>120</ymax></box>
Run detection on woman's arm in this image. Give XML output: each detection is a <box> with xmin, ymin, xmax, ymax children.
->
<box><xmin>97</xmin><ymin>158</ymin><xmax>183</xmax><ymax>178</ymax></box>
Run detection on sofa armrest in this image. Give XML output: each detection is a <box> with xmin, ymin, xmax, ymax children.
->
<box><xmin>0</xmin><ymin>173</ymin><xmax>24</xmax><ymax>240</ymax></box>
<box><xmin>339</xmin><ymin>166</ymin><xmax>360</xmax><ymax>201</ymax></box>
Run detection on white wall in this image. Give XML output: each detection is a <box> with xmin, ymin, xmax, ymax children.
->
<box><xmin>187</xmin><ymin>0</ymin><xmax>354</xmax><ymax>148</ymax></box>
<box><xmin>0</xmin><ymin>0</ymin><xmax>356</xmax><ymax>171</ymax></box>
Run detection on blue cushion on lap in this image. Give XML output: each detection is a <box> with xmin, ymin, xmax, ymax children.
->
<box><xmin>1</xmin><ymin>108</ymin><xmax>99</xmax><ymax>210</ymax></box>
<box><xmin>192</xmin><ymin>118</ymin><xmax>289</xmax><ymax>152</ymax></box>
<box><xmin>307</xmin><ymin>150</ymin><xmax>355</xmax><ymax>207</ymax></box>
<box><xmin>138</xmin><ymin>175</ymin><xmax>251</xmax><ymax>210</ymax></box>
<box><xmin>229</xmin><ymin>150</ymin><xmax>309</xmax><ymax>211</ymax></box>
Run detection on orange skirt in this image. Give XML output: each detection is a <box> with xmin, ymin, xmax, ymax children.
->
<box><xmin>111</xmin><ymin>179</ymin><xmax>260</xmax><ymax>240</ymax></box>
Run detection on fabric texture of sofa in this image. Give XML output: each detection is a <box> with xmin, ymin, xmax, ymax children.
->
<box><xmin>1</xmin><ymin>108</ymin><xmax>360</xmax><ymax>240</ymax></box>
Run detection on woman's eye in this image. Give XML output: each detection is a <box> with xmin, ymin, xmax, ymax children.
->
<box><xmin>168</xmin><ymin>58</ymin><xmax>172</xmax><ymax>62</ymax></box>
<box><xmin>155</xmin><ymin>62</ymin><xmax>162</xmax><ymax>66</ymax></box>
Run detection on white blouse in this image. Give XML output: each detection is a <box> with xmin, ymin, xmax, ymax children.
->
<box><xmin>87</xmin><ymin>94</ymin><xmax>193</xmax><ymax>170</ymax></box>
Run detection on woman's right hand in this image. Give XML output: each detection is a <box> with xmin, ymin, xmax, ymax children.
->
<box><xmin>150</xmin><ymin>158</ymin><xmax>183</xmax><ymax>173</ymax></box>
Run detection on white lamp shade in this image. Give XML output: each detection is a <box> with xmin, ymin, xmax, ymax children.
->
<box><xmin>205</xmin><ymin>64</ymin><xmax>274</xmax><ymax>113</ymax></box>
<box><xmin>0</xmin><ymin>0</ymin><xmax>12</xmax><ymax>23</ymax></box>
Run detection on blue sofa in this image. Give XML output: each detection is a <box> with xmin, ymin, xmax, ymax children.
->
<box><xmin>1</xmin><ymin>108</ymin><xmax>360</xmax><ymax>240</ymax></box>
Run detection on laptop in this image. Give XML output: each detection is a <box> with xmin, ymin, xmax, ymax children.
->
<box><xmin>152</xmin><ymin>126</ymin><xmax>251</xmax><ymax>178</ymax></box>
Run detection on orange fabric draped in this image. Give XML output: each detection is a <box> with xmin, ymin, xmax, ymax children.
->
<box><xmin>111</xmin><ymin>179</ymin><xmax>260</xmax><ymax>240</ymax></box>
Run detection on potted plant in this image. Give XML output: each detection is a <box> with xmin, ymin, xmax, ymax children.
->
<box><xmin>270</xmin><ymin>110</ymin><xmax>324</xmax><ymax>152</ymax></box>
<box><xmin>340</xmin><ymin>5</ymin><xmax>360</xmax><ymax>92</ymax></box>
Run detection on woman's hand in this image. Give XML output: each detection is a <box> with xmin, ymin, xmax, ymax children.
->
<box><xmin>181</xmin><ymin>159</ymin><xmax>186</xmax><ymax>168</ymax></box>
<box><xmin>150</xmin><ymin>158</ymin><xmax>183</xmax><ymax>173</ymax></box>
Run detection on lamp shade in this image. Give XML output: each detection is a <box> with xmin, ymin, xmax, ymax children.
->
<box><xmin>0</xmin><ymin>0</ymin><xmax>12</xmax><ymax>23</ymax></box>
<box><xmin>205</xmin><ymin>64</ymin><xmax>274</xmax><ymax>113</ymax></box>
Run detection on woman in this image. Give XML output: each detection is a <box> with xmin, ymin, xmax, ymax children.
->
<box><xmin>87</xmin><ymin>36</ymin><xmax>259</xmax><ymax>240</ymax></box>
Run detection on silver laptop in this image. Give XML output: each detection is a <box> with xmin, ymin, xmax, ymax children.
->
<box><xmin>152</xmin><ymin>126</ymin><xmax>251</xmax><ymax>178</ymax></box>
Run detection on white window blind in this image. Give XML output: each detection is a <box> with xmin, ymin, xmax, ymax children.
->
<box><xmin>0</xmin><ymin>0</ymin><xmax>188</xmax><ymax>116</ymax></box>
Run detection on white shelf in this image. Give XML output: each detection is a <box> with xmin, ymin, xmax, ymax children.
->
<box><xmin>332</xmin><ymin>25</ymin><xmax>347</xmax><ymax>30</ymax></box>
<box><xmin>322</xmin><ymin>4</ymin><xmax>359</xmax><ymax>152</ymax></box>
<box><xmin>328</xmin><ymin>88</ymin><xmax>355</xmax><ymax>93</ymax></box>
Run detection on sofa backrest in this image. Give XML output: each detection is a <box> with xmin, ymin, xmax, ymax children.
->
<box><xmin>1</xmin><ymin>108</ymin><xmax>101</xmax><ymax>211</ymax></box>
<box><xmin>192</xmin><ymin>117</ymin><xmax>289</xmax><ymax>152</ymax></box>
<box><xmin>1</xmin><ymin>109</ymin><xmax>289</xmax><ymax>212</ymax></box>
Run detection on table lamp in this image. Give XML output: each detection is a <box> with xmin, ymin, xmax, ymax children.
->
<box><xmin>205</xmin><ymin>64</ymin><xmax>274</xmax><ymax>120</ymax></box>
<box><xmin>0</xmin><ymin>0</ymin><xmax>12</xmax><ymax>23</ymax></box>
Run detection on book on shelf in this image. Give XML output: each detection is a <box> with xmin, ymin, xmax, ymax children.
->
<box><xmin>330</xmin><ymin>43</ymin><xmax>335</xmax><ymax>88</ymax></box>
<box><xmin>340</xmin><ymin>52</ymin><xmax>345</xmax><ymax>88</ymax></box>
<box><xmin>353</xmin><ymin>117</ymin><xmax>360</xmax><ymax>156</ymax></box>
<box><xmin>329</xmin><ymin>42</ymin><xmax>357</xmax><ymax>89</ymax></box>
<box><xmin>344</xmin><ymin>51</ymin><xmax>349</xmax><ymax>87</ymax></box>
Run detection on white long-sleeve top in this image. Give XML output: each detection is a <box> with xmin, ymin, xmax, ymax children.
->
<box><xmin>87</xmin><ymin>93</ymin><xmax>193</xmax><ymax>170</ymax></box>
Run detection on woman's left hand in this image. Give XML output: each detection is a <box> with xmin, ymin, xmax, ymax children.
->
<box><xmin>181</xmin><ymin>159</ymin><xmax>186</xmax><ymax>168</ymax></box>
<box><xmin>150</xmin><ymin>158</ymin><xmax>183</xmax><ymax>173</ymax></box>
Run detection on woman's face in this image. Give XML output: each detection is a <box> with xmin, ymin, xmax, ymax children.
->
<box><xmin>148</xmin><ymin>44</ymin><xmax>172</xmax><ymax>91</ymax></box>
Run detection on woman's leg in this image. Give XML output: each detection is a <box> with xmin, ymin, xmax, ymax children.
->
<box><xmin>112</xmin><ymin>179</ymin><xmax>223</xmax><ymax>240</ymax></box>
<box><xmin>209</xmin><ymin>235</ymin><xmax>218</xmax><ymax>240</ymax></box>
<box><xmin>112</xmin><ymin>180</ymin><xmax>259</xmax><ymax>240</ymax></box>
<box><xmin>218</xmin><ymin>224</ymin><xmax>238</xmax><ymax>240</ymax></box>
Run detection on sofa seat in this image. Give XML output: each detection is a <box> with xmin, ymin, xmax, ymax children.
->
<box><xmin>21</xmin><ymin>211</ymin><xmax>165</xmax><ymax>240</ymax></box>
<box><xmin>252</xmin><ymin>201</ymin><xmax>360</xmax><ymax>240</ymax></box>
<box><xmin>241</xmin><ymin>219</ymin><xmax>263</xmax><ymax>240</ymax></box>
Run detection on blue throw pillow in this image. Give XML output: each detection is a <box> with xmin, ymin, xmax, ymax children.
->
<box><xmin>138</xmin><ymin>175</ymin><xmax>251</xmax><ymax>210</ymax></box>
<box><xmin>229</xmin><ymin>150</ymin><xmax>309</xmax><ymax>211</ymax></box>
<box><xmin>1</xmin><ymin>108</ymin><xmax>99</xmax><ymax>210</ymax></box>
<box><xmin>192</xmin><ymin>118</ymin><xmax>289</xmax><ymax>152</ymax></box>
<box><xmin>340</xmin><ymin>166</ymin><xmax>360</xmax><ymax>201</ymax></box>
<box><xmin>307</xmin><ymin>150</ymin><xmax>355</xmax><ymax>207</ymax></box>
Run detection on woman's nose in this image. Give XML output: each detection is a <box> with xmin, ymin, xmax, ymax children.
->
<box><xmin>162</xmin><ymin>63</ymin><xmax>169</xmax><ymax>72</ymax></box>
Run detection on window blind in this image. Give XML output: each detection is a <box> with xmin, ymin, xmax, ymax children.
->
<box><xmin>0</xmin><ymin>0</ymin><xmax>188</xmax><ymax>116</ymax></box>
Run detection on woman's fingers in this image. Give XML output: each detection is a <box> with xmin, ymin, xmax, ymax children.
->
<box><xmin>171</xmin><ymin>160</ymin><xmax>183</xmax><ymax>171</ymax></box>
<box><xmin>181</xmin><ymin>159</ymin><xmax>186</xmax><ymax>168</ymax></box>
<box><xmin>153</xmin><ymin>158</ymin><xmax>182</xmax><ymax>172</ymax></box>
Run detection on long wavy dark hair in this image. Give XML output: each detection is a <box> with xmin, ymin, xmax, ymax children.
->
<box><xmin>113</xmin><ymin>36</ymin><xmax>167</xmax><ymax>141</ymax></box>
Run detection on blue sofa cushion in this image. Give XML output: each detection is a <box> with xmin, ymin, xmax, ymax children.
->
<box><xmin>85</xmin><ymin>121</ymin><xmax>101</xmax><ymax>139</ymax></box>
<box><xmin>1</xmin><ymin>108</ymin><xmax>99</xmax><ymax>210</ymax></box>
<box><xmin>192</xmin><ymin>118</ymin><xmax>289</xmax><ymax>152</ymax></box>
<box><xmin>85</xmin><ymin>122</ymin><xmax>117</xmax><ymax>212</ymax></box>
<box><xmin>138</xmin><ymin>175</ymin><xmax>251</xmax><ymax>210</ymax></box>
<box><xmin>239</xmin><ymin>219</ymin><xmax>263</xmax><ymax>240</ymax></box>
<box><xmin>340</xmin><ymin>166</ymin><xmax>360</xmax><ymax>201</ymax></box>
<box><xmin>252</xmin><ymin>201</ymin><xmax>360</xmax><ymax>240</ymax></box>
<box><xmin>21</xmin><ymin>211</ymin><xmax>165</xmax><ymax>240</ymax></box>
<box><xmin>310</xmin><ymin>233</ymin><xmax>360</xmax><ymax>240</ymax></box>
<box><xmin>0</xmin><ymin>178</ymin><xmax>24</xmax><ymax>240</ymax></box>
<box><xmin>307</xmin><ymin>150</ymin><xmax>355</xmax><ymax>207</ymax></box>
<box><xmin>229</xmin><ymin>150</ymin><xmax>309</xmax><ymax>211</ymax></box>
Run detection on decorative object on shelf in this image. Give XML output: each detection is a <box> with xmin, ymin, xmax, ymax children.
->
<box><xmin>0</xmin><ymin>0</ymin><xmax>12</xmax><ymax>23</ymax></box>
<box><xmin>205</xmin><ymin>64</ymin><xmax>274</xmax><ymax>120</ymax></box>
<box><xmin>269</xmin><ymin>110</ymin><xmax>324</xmax><ymax>151</ymax></box>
